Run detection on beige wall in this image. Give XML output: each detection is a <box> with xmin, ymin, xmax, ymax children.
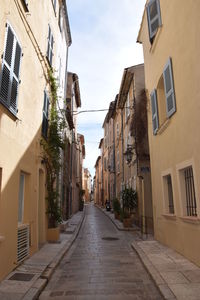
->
<box><xmin>0</xmin><ymin>0</ymin><xmax>62</xmax><ymax>280</ymax></box>
<box><xmin>139</xmin><ymin>0</ymin><xmax>200</xmax><ymax>265</ymax></box>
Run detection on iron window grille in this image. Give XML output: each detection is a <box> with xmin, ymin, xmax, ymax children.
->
<box><xmin>184</xmin><ymin>167</ymin><xmax>197</xmax><ymax>217</ymax></box>
<box><xmin>166</xmin><ymin>175</ymin><xmax>174</xmax><ymax>214</ymax></box>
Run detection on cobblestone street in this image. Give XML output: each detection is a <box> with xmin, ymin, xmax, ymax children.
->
<box><xmin>39</xmin><ymin>204</ymin><xmax>163</xmax><ymax>300</ymax></box>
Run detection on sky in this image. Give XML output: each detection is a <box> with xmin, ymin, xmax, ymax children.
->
<box><xmin>67</xmin><ymin>0</ymin><xmax>146</xmax><ymax>178</ymax></box>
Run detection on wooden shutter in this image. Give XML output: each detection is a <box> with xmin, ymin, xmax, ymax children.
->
<box><xmin>0</xmin><ymin>24</ymin><xmax>22</xmax><ymax>113</ymax></box>
<box><xmin>147</xmin><ymin>0</ymin><xmax>162</xmax><ymax>40</ymax></box>
<box><xmin>42</xmin><ymin>91</ymin><xmax>49</xmax><ymax>138</ymax></box>
<box><xmin>47</xmin><ymin>25</ymin><xmax>53</xmax><ymax>66</ymax></box>
<box><xmin>150</xmin><ymin>89</ymin><xmax>159</xmax><ymax>135</ymax></box>
<box><xmin>163</xmin><ymin>58</ymin><xmax>176</xmax><ymax>118</ymax></box>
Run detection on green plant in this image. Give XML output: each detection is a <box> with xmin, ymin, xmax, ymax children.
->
<box><xmin>113</xmin><ymin>198</ymin><xmax>121</xmax><ymax>214</ymax></box>
<box><xmin>41</xmin><ymin>70</ymin><xmax>65</xmax><ymax>228</ymax></box>
<box><xmin>121</xmin><ymin>187</ymin><xmax>138</xmax><ymax>214</ymax></box>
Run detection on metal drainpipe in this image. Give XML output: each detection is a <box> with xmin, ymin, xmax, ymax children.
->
<box><xmin>113</xmin><ymin>118</ymin><xmax>116</xmax><ymax>199</ymax></box>
<box><xmin>121</xmin><ymin>109</ymin><xmax>124</xmax><ymax>185</ymax></box>
<box><xmin>69</xmin><ymin>91</ymin><xmax>74</xmax><ymax>217</ymax></box>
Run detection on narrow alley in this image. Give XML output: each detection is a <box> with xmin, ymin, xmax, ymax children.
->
<box><xmin>39</xmin><ymin>204</ymin><xmax>163</xmax><ymax>300</ymax></box>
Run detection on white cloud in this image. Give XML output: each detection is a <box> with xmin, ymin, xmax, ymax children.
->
<box><xmin>67</xmin><ymin>0</ymin><xmax>146</xmax><ymax>177</ymax></box>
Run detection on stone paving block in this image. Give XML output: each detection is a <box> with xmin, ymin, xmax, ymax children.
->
<box><xmin>160</xmin><ymin>271</ymin><xmax>189</xmax><ymax>284</ymax></box>
<box><xmin>182</xmin><ymin>269</ymin><xmax>200</xmax><ymax>283</ymax></box>
<box><xmin>158</xmin><ymin>284</ymin><xmax>176</xmax><ymax>300</ymax></box>
<box><xmin>22</xmin><ymin>287</ymin><xmax>40</xmax><ymax>300</ymax></box>
<box><xmin>169</xmin><ymin>283</ymin><xmax>200</xmax><ymax>300</ymax></box>
<box><xmin>0</xmin><ymin>291</ymin><xmax>24</xmax><ymax>300</ymax></box>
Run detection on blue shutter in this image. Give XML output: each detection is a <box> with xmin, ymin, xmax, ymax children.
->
<box><xmin>0</xmin><ymin>24</ymin><xmax>22</xmax><ymax>114</ymax></box>
<box><xmin>150</xmin><ymin>89</ymin><xmax>159</xmax><ymax>135</ymax></box>
<box><xmin>163</xmin><ymin>58</ymin><xmax>176</xmax><ymax>118</ymax></box>
<box><xmin>147</xmin><ymin>0</ymin><xmax>162</xmax><ymax>41</ymax></box>
<box><xmin>47</xmin><ymin>26</ymin><xmax>53</xmax><ymax>66</ymax></box>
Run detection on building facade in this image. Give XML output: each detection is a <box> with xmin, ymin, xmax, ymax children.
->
<box><xmin>138</xmin><ymin>0</ymin><xmax>200</xmax><ymax>265</ymax></box>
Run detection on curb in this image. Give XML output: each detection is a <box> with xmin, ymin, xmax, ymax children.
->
<box><xmin>131</xmin><ymin>241</ymin><xmax>176</xmax><ymax>300</ymax></box>
<box><xmin>22</xmin><ymin>209</ymin><xmax>86</xmax><ymax>300</ymax></box>
<box><xmin>95</xmin><ymin>204</ymin><xmax>139</xmax><ymax>232</ymax></box>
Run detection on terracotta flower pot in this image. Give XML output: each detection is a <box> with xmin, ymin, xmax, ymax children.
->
<box><xmin>47</xmin><ymin>227</ymin><xmax>60</xmax><ymax>242</ymax></box>
<box><xmin>123</xmin><ymin>218</ymin><xmax>132</xmax><ymax>228</ymax></box>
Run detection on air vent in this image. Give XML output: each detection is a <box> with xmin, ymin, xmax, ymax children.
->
<box><xmin>17</xmin><ymin>224</ymin><xmax>29</xmax><ymax>263</ymax></box>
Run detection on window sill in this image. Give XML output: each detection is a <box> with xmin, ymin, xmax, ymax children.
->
<box><xmin>0</xmin><ymin>100</ymin><xmax>18</xmax><ymax>120</ymax></box>
<box><xmin>157</xmin><ymin>118</ymin><xmax>171</xmax><ymax>135</ymax></box>
<box><xmin>162</xmin><ymin>213</ymin><xmax>177</xmax><ymax>220</ymax></box>
<box><xmin>179</xmin><ymin>216</ymin><xmax>200</xmax><ymax>224</ymax></box>
<box><xmin>0</xmin><ymin>236</ymin><xmax>5</xmax><ymax>243</ymax></box>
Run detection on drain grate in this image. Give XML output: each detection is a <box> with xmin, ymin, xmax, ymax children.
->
<box><xmin>8</xmin><ymin>272</ymin><xmax>35</xmax><ymax>281</ymax></box>
<box><xmin>102</xmin><ymin>237</ymin><xmax>119</xmax><ymax>241</ymax></box>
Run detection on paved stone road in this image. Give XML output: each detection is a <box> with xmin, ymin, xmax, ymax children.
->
<box><xmin>39</xmin><ymin>204</ymin><xmax>163</xmax><ymax>300</ymax></box>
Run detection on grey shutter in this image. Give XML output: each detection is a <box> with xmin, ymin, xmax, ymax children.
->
<box><xmin>147</xmin><ymin>0</ymin><xmax>162</xmax><ymax>40</ymax></box>
<box><xmin>42</xmin><ymin>91</ymin><xmax>49</xmax><ymax>138</ymax></box>
<box><xmin>0</xmin><ymin>24</ymin><xmax>22</xmax><ymax>113</ymax></box>
<box><xmin>150</xmin><ymin>89</ymin><xmax>159</xmax><ymax>135</ymax></box>
<box><xmin>163</xmin><ymin>58</ymin><xmax>176</xmax><ymax>118</ymax></box>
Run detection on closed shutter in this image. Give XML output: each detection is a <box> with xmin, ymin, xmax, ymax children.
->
<box><xmin>147</xmin><ymin>0</ymin><xmax>162</xmax><ymax>41</ymax></box>
<box><xmin>163</xmin><ymin>58</ymin><xmax>176</xmax><ymax>118</ymax></box>
<box><xmin>0</xmin><ymin>24</ymin><xmax>22</xmax><ymax>113</ymax></box>
<box><xmin>47</xmin><ymin>25</ymin><xmax>53</xmax><ymax>66</ymax></box>
<box><xmin>150</xmin><ymin>89</ymin><xmax>159</xmax><ymax>135</ymax></box>
<box><xmin>42</xmin><ymin>91</ymin><xmax>49</xmax><ymax>138</ymax></box>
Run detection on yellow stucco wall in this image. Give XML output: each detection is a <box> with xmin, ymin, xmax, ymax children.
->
<box><xmin>0</xmin><ymin>0</ymin><xmax>61</xmax><ymax>280</ymax></box>
<box><xmin>139</xmin><ymin>0</ymin><xmax>200</xmax><ymax>266</ymax></box>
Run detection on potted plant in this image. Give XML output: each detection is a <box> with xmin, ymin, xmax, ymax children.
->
<box><xmin>121</xmin><ymin>187</ymin><xmax>138</xmax><ymax>228</ymax></box>
<box><xmin>113</xmin><ymin>198</ymin><xmax>121</xmax><ymax>220</ymax></box>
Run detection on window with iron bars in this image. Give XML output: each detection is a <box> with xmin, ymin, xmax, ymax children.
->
<box><xmin>184</xmin><ymin>167</ymin><xmax>197</xmax><ymax>217</ymax></box>
<box><xmin>166</xmin><ymin>175</ymin><xmax>174</xmax><ymax>214</ymax></box>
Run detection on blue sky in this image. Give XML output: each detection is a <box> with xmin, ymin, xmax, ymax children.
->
<box><xmin>67</xmin><ymin>0</ymin><xmax>146</xmax><ymax>177</ymax></box>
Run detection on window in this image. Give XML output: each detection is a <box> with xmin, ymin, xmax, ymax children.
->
<box><xmin>183</xmin><ymin>167</ymin><xmax>197</xmax><ymax>217</ymax></box>
<box><xmin>117</xmin><ymin>150</ymin><xmax>120</xmax><ymax>173</ymax></box>
<box><xmin>47</xmin><ymin>25</ymin><xmax>54</xmax><ymax>66</ymax></box>
<box><xmin>42</xmin><ymin>91</ymin><xmax>49</xmax><ymax>138</ymax></box>
<box><xmin>116</xmin><ymin>122</ymin><xmax>119</xmax><ymax>139</ymax></box>
<box><xmin>146</xmin><ymin>0</ymin><xmax>162</xmax><ymax>42</ymax></box>
<box><xmin>163</xmin><ymin>174</ymin><xmax>174</xmax><ymax>214</ymax></box>
<box><xmin>18</xmin><ymin>172</ymin><xmax>25</xmax><ymax>224</ymax></box>
<box><xmin>125</xmin><ymin>93</ymin><xmax>130</xmax><ymax>122</ymax></box>
<box><xmin>157</xmin><ymin>75</ymin><xmax>166</xmax><ymax>125</ymax></box>
<box><xmin>21</xmin><ymin>0</ymin><xmax>29</xmax><ymax>11</ymax></box>
<box><xmin>104</xmin><ymin>158</ymin><xmax>106</xmax><ymax>171</ymax></box>
<box><xmin>59</xmin><ymin>8</ymin><xmax>63</xmax><ymax>32</ymax></box>
<box><xmin>151</xmin><ymin>58</ymin><xmax>176</xmax><ymax>134</ymax></box>
<box><xmin>0</xmin><ymin>24</ymin><xmax>22</xmax><ymax>115</ymax></box>
<box><xmin>52</xmin><ymin>0</ymin><xmax>57</xmax><ymax>13</ymax></box>
<box><xmin>150</xmin><ymin>89</ymin><xmax>159</xmax><ymax>135</ymax></box>
<box><xmin>163</xmin><ymin>58</ymin><xmax>176</xmax><ymax>118</ymax></box>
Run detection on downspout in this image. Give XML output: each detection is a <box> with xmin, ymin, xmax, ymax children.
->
<box><xmin>121</xmin><ymin>109</ymin><xmax>124</xmax><ymax>186</ymax></box>
<box><xmin>113</xmin><ymin>118</ymin><xmax>116</xmax><ymax>199</ymax></box>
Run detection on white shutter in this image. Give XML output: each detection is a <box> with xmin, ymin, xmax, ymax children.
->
<box><xmin>147</xmin><ymin>0</ymin><xmax>162</xmax><ymax>40</ymax></box>
<box><xmin>0</xmin><ymin>24</ymin><xmax>22</xmax><ymax>113</ymax></box>
<box><xmin>163</xmin><ymin>58</ymin><xmax>176</xmax><ymax>118</ymax></box>
<box><xmin>150</xmin><ymin>89</ymin><xmax>159</xmax><ymax>135</ymax></box>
